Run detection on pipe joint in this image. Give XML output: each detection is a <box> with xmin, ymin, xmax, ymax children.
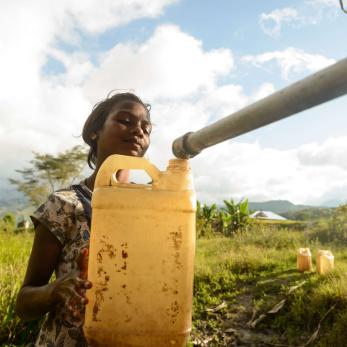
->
<box><xmin>172</xmin><ymin>132</ymin><xmax>201</xmax><ymax>159</ymax></box>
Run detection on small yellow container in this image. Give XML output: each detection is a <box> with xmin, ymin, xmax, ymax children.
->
<box><xmin>297</xmin><ymin>248</ymin><xmax>312</xmax><ymax>272</ymax></box>
<box><xmin>84</xmin><ymin>155</ymin><xmax>196</xmax><ymax>347</ymax></box>
<box><xmin>317</xmin><ymin>250</ymin><xmax>334</xmax><ymax>275</ymax></box>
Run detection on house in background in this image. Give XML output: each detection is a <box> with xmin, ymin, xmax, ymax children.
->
<box><xmin>250</xmin><ymin>210</ymin><xmax>287</xmax><ymax>221</ymax></box>
<box><xmin>16</xmin><ymin>219</ymin><xmax>30</xmax><ymax>230</ymax></box>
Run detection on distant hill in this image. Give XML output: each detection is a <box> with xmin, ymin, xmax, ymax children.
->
<box><xmin>281</xmin><ymin>207</ymin><xmax>333</xmax><ymax>221</ymax></box>
<box><xmin>248</xmin><ymin>200</ymin><xmax>314</xmax><ymax>214</ymax></box>
<box><xmin>321</xmin><ymin>199</ymin><xmax>347</xmax><ymax>208</ymax></box>
<box><xmin>0</xmin><ymin>187</ymin><xmax>31</xmax><ymax>218</ymax></box>
<box><xmin>247</xmin><ymin>200</ymin><xmax>339</xmax><ymax>221</ymax></box>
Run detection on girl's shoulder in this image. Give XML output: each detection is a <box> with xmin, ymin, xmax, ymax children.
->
<box><xmin>50</xmin><ymin>184</ymin><xmax>83</xmax><ymax>205</ymax></box>
<box><xmin>32</xmin><ymin>182</ymin><xmax>90</xmax><ymax>245</ymax></box>
<box><xmin>38</xmin><ymin>181</ymin><xmax>91</xmax><ymax>213</ymax></box>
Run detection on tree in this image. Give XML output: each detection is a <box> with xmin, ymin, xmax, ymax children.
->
<box><xmin>9</xmin><ymin>145</ymin><xmax>88</xmax><ymax>207</ymax></box>
<box><xmin>0</xmin><ymin>212</ymin><xmax>16</xmax><ymax>232</ymax></box>
<box><xmin>196</xmin><ymin>201</ymin><xmax>220</xmax><ymax>237</ymax></box>
<box><xmin>221</xmin><ymin>198</ymin><xmax>250</xmax><ymax>235</ymax></box>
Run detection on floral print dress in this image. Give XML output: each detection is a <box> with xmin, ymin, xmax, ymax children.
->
<box><xmin>31</xmin><ymin>181</ymin><xmax>92</xmax><ymax>347</ymax></box>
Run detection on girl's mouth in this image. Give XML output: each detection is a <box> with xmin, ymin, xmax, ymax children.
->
<box><xmin>124</xmin><ymin>139</ymin><xmax>142</xmax><ymax>150</ymax></box>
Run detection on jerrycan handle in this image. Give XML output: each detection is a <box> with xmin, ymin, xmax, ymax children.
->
<box><xmin>94</xmin><ymin>154</ymin><xmax>161</xmax><ymax>188</ymax></box>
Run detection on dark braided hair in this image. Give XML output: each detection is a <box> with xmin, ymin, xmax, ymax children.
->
<box><xmin>82</xmin><ymin>92</ymin><xmax>151</xmax><ymax>169</ymax></box>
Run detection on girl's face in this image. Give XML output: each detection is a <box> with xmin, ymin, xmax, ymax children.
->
<box><xmin>96</xmin><ymin>100</ymin><xmax>151</xmax><ymax>161</ymax></box>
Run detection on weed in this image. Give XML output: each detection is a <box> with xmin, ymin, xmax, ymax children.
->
<box><xmin>2</xmin><ymin>206</ymin><xmax>347</xmax><ymax>346</ymax></box>
<box><xmin>0</xmin><ymin>231</ymin><xmax>41</xmax><ymax>345</ymax></box>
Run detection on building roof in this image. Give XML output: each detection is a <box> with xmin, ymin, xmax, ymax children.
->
<box><xmin>250</xmin><ymin>210</ymin><xmax>287</xmax><ymax>220</ymax></box>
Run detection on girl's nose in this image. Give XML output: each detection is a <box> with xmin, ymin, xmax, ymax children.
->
<box><xmin>130</xmin><ymin>123</ymin><xmax>144</xmax><ymax>137</ymax></box>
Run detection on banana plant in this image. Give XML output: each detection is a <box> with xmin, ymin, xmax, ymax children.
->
<box><xmin>221</xmin><ymin>198</ymin><xmax>250</xmax><ymax>234</ymax></box>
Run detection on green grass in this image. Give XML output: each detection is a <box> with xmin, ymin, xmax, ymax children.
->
<box><xmin>2</xmin><ymin>224</ymin><xmax>347</xmax><ymax>346</ymax></box>
<box><xmin>0</xmin><ymin>230</ymin><xmax>41</xmax><ymax>346</ymax></box>
<box><xmin>192</xmin><ymin>225</ymin><xmax>347</xmax><ymax>346</ymax></box>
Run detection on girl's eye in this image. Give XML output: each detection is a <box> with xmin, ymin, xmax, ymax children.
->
<box><xmin>118</xmin><ymin>118</ymin><xmax>131</xmax><ymax>125</ymax></box>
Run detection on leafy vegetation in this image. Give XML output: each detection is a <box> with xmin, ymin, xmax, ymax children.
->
<box><xmin>1</xmin><ymin>203</ymin><xmax>347</xmax><ymax>346</ymax></box>
<box><xmin>192</xmin><ymin>203</ymin><xmax>347</xmax><ymax>346</ymax></box>
<box><xmin>9</xmin><ymin>145</ymin><xmax>87</xmax><ymax>207</ymax></box>
<box><xmin>196</xmin><ymin>199</ymin><xmax>249</xmax><ymax>238</ymax></box>
<box><xmin>307</xmin><ymin>204</ymin><xmax>347</xmax><ymax>244</ymax></box>
<box><xmin>282</xmin><ymin>207</ymin><xmax>334</xmax><ymax>221</ymax></box>
<box><xmin>0</xmin><ymin>213</ymin><xmax>16</xmax><ymax>232</ymax></box>
<box><xmin>0</xmin><ymin>229</ymin><xmax>41</xmax><ymax>346</ymax></box>
<box><xmin>221</xmin><ymin>199</ymin><xmax>249</xmax><ymax>235</ymax></box>
<box><xmin>191</xmin><ymin>219</ymin><xmax>347</xmax><ymax>346</ymax></box>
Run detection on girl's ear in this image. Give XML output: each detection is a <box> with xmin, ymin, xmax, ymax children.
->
<box><xmin>91</xmin><ymin>133</ymin><xmax>98</xmax><ymax>140</ymax></box>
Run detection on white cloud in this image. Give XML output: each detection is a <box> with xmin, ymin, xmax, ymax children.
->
<box><xmin>259</xmin><ymin>8</ymin><xmax>299</xmax><ymax>38</ymax></box>
<box><xmin>83</xmin><ymin>24</ymin><xmax>234</xmax><ymax>102</ymax></box>
<box><xmin>0</xmin><ymin>15</ymin><xmax>235</xmax><ymax>187</ymax></box>
<box><xmin>259</xmin><ymin>1</ymin><xmax>340</xmax><ymax>37</ymax></box>
<box><xmin>59</xmin><ymin>0</ymin><xmax>179</xmax><ymax>34</ymax></box>
<box><xmin>0</xmin><ymin>0</ymin><xmax>179</xmax><ymax>185</ymax></box>
<box><xmin>190</xmin><ymin>137</ymin><xmax>347</xmax><ymax>205</ymax></box>
<box><xmin>306</xmin><ymin>0</ymin><xmax>339</xmax><ymax>8</ymax></box>
<box><xmin>0</xmin><ymin>1</ymin><xmax>345</xmax><ymax>209</ymax></box>
<box><xmin>297</xmin><ymin>137</ymin><xmax>347</xmax><ymax>169</ymax></box>
<box><xmin>252</xmin><ymin>83</ymin><xmax>276</xmax><ymax>101</ymax></box>
<box><xmin>0</xmin><ymin>0</ymin><xmax>179</xmax><ymax>100</ymax></box>
<box><xmin>145</xmin><ymin>81</ymin><xmax>277</xmax><ymax>172</ymax></box>
<box><xmin>242</xmin><ymin>48</ymin><xmax>335</xmax><ymax>79</ymax></box>
<box><xmin>45</xmin><ymin>48</ymin><xmax>94</xmax><ymax>86</ymax></box>
<box><xmin>0</xmin><ymin>83</ymin><xmax>91</xmax><ymax>184</ymax></box>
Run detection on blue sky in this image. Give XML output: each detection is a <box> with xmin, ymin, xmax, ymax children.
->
<box><xmin>1</xmin><ymin>0</ymin><xmax>347</xmax><ymax>206</ymax></box>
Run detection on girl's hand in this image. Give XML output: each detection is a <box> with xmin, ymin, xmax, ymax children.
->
<box><xmin>78</xmin><ymin>248</ymin><xmax>89</xmax><ymax>281</ymax></box>
<box><xmin>49</xmin><ymin>248</ymin><xmax>92</xmax><ymax>320</ymax></box>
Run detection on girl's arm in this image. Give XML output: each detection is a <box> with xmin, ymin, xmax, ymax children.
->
<box><xmin>15</xmin><ymin>223</ymin><xmax>91</xmax><ymax>321</ymax></box>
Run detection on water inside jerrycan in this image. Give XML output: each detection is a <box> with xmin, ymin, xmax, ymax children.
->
<box><xmin>84</xmin><ymin>154</ymin><xmax>196</xmax><ymax>347</ymax></box>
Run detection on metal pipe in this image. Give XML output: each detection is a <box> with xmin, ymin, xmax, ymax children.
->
<box><xmin>172</xmin><ymin>57</ymin><xmax>347</xmax><ymax>159</ymax></box>
<box><xmin>340</xmin><ymin>0</ymin><xmax>347</xmax><ymax>13</ymax></box>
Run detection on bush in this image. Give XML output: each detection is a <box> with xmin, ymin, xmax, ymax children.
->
<box><xmin>308</xmin><ymin>205</ymin><xmax>347</xmax><ymax>244</ymax></box>
<box><xmin>196</xmin><ymin>199</ymin><xmax>250</xmax><ymax>238</ymax></box>
<box><xmin>220</xmin><ymin>199</ymin><xmax>249</xmax><ymax>235</ymax></box>
<box><xmin>250</xmin><ymin>219</ymin><xmax>308</xmax><ymax>231</ymax></box>
<box><xmin>0</xmin><ymin>212</ymin><xmax>16</xmax><ymax>232</ymax></box>
<box><xmin>196</xmin><ymin>202</ymin><xmax>220</xmax><ymax>238</ymax></box>
<box><xmin>0</xmin><ymin>232</ymin><xmax>41</xmax><ymax>345</ymax></box>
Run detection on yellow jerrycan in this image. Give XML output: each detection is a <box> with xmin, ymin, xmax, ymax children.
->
<box><xmin>297</xmin><ymin>248</ymin><xmax>312</xmax><ymax>272</ymax></box>
<box><xmin>316</xmin><ymin>250</ymin><xmax>334</xmax><ymax>275</ymax></box>
<box><xmin>84</xmin><ymin>154</ymin><xmax>196</xmax><ymax>347</ymax></box>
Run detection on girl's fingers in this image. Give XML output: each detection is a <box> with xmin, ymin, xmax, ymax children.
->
<box><xmin>55</xmin><ymin>273</ymin><xmax>92</xmax><ymax>319</ymax></box>
<box><xmin>77</xmin><ymin>248</ymin><xmax>89</xmax><ymax>279</ymax></box>
<box><xmin>75</xmin><ymin>276</ymin><xmax>92</xmax><ymax>290</ymax></box>
<box><xmin>71</xmin><ymin>283</ymin><xmax>89</xmax><ymax>305</ymax></box>
<box><xmin>61</xmin><ymin>283</ymin><xmax>87</xmax><ymax>307</ymax></box>
<box><xmin>65</xmin><ymin>295</ymin><xmax>86</xmax><ymax>317</ymax></box>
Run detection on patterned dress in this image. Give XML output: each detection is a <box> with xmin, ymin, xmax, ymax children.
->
<box><xmin>31</xmin><ymin>181</ymin><xmax>92</xmax><ymax>347</ymax></box>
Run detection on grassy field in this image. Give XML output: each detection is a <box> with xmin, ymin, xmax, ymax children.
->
<box><xmin>192</xmin><ymin>226</ymin><xmax>347</xmax><ymax>346</ymax></box>
<box><xmin>1</xmin><ymin>222</ymin><xmax>347</xmax><ymax>346</ymax></box>
<box><xmin>0</xmin><ymin>231</ymin><xmax>42</xmax><ymax>346</ymax></box>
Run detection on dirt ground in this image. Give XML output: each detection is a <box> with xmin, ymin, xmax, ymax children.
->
<box><xmin>191</xmin><ymin>291</ymin><xmax>283</xmax><ymax>346</ymax></box>
<box><xmin>190</xmin><ymin>274</ymin><xmax>313</xmax><ymax>347</ymax></box>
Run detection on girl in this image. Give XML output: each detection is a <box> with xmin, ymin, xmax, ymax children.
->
<box><xmin>15</xmin><ymin>92</ymin><xmax>152</xmax><ymax>346</ymax></box>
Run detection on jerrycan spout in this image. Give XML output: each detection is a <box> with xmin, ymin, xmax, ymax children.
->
<box><xmin>158</xmin><ymin>159</ymin><xmax>194</xmax><ymax>192</ymax></box>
